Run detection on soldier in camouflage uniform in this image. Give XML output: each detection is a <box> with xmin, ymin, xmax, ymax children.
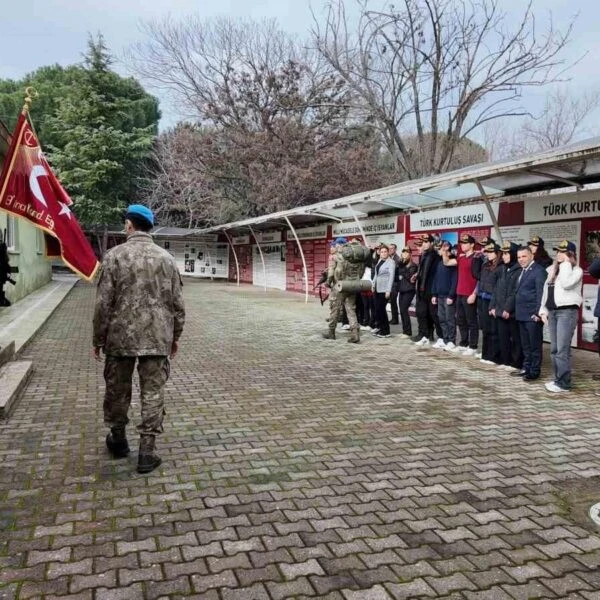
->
<box><xmin>93</xmin><ymin>204</ymin><xmax>185</xmax><ymax>474</ymax></box>
<box><xmin>324</xmin><ymin>237</ymin><xmax>346</xmax><ymax>337</ymax></box>
<box><xmin>323</xmin><ymin>238</ymin><xmax>368</xmax><ymax>343</ymax></box>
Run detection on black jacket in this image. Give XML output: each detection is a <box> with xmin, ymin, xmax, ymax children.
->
<box><xmin>491</xmin><ymin>261</ymin><xmax>521</xmax><ymax>316</ymax></box>
<box><xmin>397</xmin><ymin>260</ymin><xmax>417</xmax><ymax>293</ymax></box>
<box><xmin>416</xmin><ymin>249</ymin><xmax>440</xmax><ymax>296</ymax></box>
<box><xmin>588</xmin><ymin>257</ymin><xmax>600</xmax><ymax>318</ymax></box>
<box><xmin>479</xmin><ymin>261</ymin><xmax>501</xmax><ymax>298</ymax></box>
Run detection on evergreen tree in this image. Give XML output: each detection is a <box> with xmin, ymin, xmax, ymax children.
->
<box><xmin>0</xmin><ymin>34</ymin><xmax>160</xmax><ymax>228</ymax></box>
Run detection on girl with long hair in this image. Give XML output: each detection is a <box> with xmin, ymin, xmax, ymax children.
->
<box><xmin>539</xmin><ymin>241</ymin><xmax>583</xmax><ymax>393</ymax></box>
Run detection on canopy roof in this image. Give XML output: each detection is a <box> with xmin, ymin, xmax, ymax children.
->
<box><xmin>192</xmin><ymin>136</ymin><xmax>600</xmax><ymax>234</ymax></box>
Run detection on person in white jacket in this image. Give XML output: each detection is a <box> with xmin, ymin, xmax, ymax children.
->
<box><xmin>539</xmin><ymin>240</ymin><xmax>583</xmax><ymax>393</ymax></box>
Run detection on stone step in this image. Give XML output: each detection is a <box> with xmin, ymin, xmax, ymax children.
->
<box><xmin>0</xmin><ymin>360</ymin><xmax>33</xmax><ymax>420</ymax></box>
<box><xmin>0</xmin><ymin>341</ymin><xmax>15</xmax><ymax>368</ymax></box>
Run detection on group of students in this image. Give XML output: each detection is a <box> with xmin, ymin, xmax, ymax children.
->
<box><xmin>366</xmin><ymin>233</ymin><xmax>585</xmax><ymax>393</ymax></box>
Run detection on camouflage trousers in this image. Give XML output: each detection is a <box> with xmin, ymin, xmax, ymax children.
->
<box><xmin>328</xmin><ymin>291</ymin><xmax>358</xmax><ymax>331</ymax></box>
<box><xmin>103</xmin><ymin>355</ymin><xmax>170</xmax><ymax>436</ymax></box>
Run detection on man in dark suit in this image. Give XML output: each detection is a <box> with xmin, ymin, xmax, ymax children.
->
<box><xmin>513</xmin><ymin>246</ymin><xmax>547</xmax><ymax>381</ymax></box>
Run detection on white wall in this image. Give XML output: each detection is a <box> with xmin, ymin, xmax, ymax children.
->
<box><xmin>252</xmin><ymin>243</ymin><xmax>287</xmax><ymax>290</ymax></box>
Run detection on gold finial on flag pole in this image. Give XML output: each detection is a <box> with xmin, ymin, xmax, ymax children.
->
<box><xmin>22</xmin><ymin>87</ymin><xmax>38</xmax><ymax>115</ymax></box>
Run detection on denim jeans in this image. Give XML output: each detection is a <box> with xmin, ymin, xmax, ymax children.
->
<box><xmin>436</xmin><ymin>296</ymin><xmax>456</xmax><ymax>344</ymax></box>
<box><xmin>548</xmin><ymin>308</ymin><xmax>578</xmax><ymax>389</ymax></box>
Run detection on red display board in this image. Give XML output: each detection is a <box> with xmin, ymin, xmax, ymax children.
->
<box><xmin>229</xmin><ymin>245</ymin><xmax>253</xmax><ymax>283</ymax></box>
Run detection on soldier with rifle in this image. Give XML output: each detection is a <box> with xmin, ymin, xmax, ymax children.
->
<box><xmin>0</xmin><ymin>231</ymin><xmax>16</xmax><ymax>307</ymax></box>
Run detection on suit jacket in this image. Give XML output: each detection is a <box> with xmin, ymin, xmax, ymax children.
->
<box><xmin>514</xmin><ymin>261</ymin><xmax>546</xmax><ymax>322</ymax></box>
<box><xmin>373</xmin><ymin>257</ymin><xmax>395</xmax><ymax>294</ymax></box>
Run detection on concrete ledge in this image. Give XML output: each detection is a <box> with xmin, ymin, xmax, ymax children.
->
<box><xmin>0</xmin><ymin>275</ymin><xmax>79</xmax><ymax>354</ymax></box>
<box><xmin>0</xmin><ymin>341</ymin><xmax>15</xmax><ymax>368</ymax></box>
<box><xmin>0</xmin><ymin>360</ymin><xmax>33</xmax><ymax>420</ymax></box>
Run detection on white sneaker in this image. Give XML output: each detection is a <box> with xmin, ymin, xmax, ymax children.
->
<box><xmin>443</xmin><ymin>342</ymin><xmax>458</xmax><ymax>352</ymax></box>
<box><xmin>361</xmin><ymin>325</ymin><xmax>371</xmax><ymax>331</ymax></box>
<box><xmin>480</xmin><ymin>359</ymin><xmax>495</xmax><ymax>365</ymax></box>
<box><xmin>341</xmin><ymin>324</ymin><xmax>350</xmax><ymax>330</ymax></box>
<box><xmin>462</xmin><ymin>348</ymin><xmax>477</xmax><ymax>357</ymax></box>
<box><xmin>475</xmin><ymin>352</ymin><xmax>482</xmax><ymax>359</ymax></box>
<box><xmin>414</xmin><ymin>337</ymin><xmax>430</xmax><ymax>346</ymax></box>
<box><xmin>545</xmin><ymin>381</ymin><xmax>569</xmax><ymax>393</ymax></box>
<box><xmin>398</xmin><ymin>333</ymin><xmax>410</xmax><ymax>339</ymax></box>
<box><xmin>432</xmin><ymin>339</ymin><xmax>446</xmax><ymax>349</ymax></box>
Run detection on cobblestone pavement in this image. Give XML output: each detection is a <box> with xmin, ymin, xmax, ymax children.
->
<box><xmin>2</xmin><ymin>280</ymin><xmax>600</xmax><ymax>600</ymax></box>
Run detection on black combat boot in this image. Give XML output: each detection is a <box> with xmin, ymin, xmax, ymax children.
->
<box><xmin>137</xmin><ymin>435</ymin><xmax>162</xmax><ymax>474</ymax></box>
<box><xmin>347</xmin><ymin>327</ymin><xmax>360</xmax><ymax>343</ymax></box>
<box><xmin>105</xmin><ymin>428</ymin><xmax>130</xmax><ymax>458</ymax></box>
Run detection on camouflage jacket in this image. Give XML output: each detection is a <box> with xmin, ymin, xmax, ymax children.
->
<box><xmin>93</xmin><ymin>232</ymin><xmax>185</xmax><ymax>356</ymax></box>
<box><xmin>328</xmin><ymin>242</ymin><xmax>366</xmax><ymax>283</ymax></box>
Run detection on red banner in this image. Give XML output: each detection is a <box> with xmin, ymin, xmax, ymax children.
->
<box><xmin>0</xmin><ymin>113</ymin><xmax>99</xmax><ymax>280</ymax></box>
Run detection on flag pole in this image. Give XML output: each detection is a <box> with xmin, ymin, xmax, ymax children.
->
<box><xmin>22</xmin><ymin>87</ymin><xmax>40</xmax><ymax>139</ymax></box>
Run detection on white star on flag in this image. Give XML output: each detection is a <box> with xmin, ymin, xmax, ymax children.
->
<box><xmin>58</xmin><ymin>202</ymin><xmax>72</xmax><ymax>219</ymax></box>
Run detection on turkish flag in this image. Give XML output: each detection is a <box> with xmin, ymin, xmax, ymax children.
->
<box><xmin>0</xmin><ymin>113</ymin><xmax>99</xmax><ymax>280</ymax></box>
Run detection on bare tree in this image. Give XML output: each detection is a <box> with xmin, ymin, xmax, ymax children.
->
<box><xmin>128</xmin><ymin>16</ymin><xmax>337</xmax><ymax>125</ymax></box>
<box><xmin>312</xmin><ymin>0</ymin><xmax>575</xmax><ymax>179</ymax></box>
<box><xmin>131</xmin><ymin>17</ymin><xmax>391</xmax><ymax>221</ymax></box>
<box><xmin>517</xmin><ymin>87</ymin><xmax>600</xmax><ymax>152</ymax></box>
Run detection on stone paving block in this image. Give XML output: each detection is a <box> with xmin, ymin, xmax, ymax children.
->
<box><xmin>235</xmin><ymin>565</ymin><xmax>283</xmax><ymax>587</ymax></box>
<box><xmin>207</xmin><ymin>553</ymin><xmax>251</xmax><ymax>574</ymax></box>
<box><xmin>426</xmin><ymin>572</ymin><xmax>478</xmax><ymax>595</ymax></box>
<box><xmin>95</xmin><ymin>584</ymin><xmax>145</xmax><ymax>600</ymax></box>
<box><xmin>538</xmin><ymin>574</ymin><xmax>593</xmax><ymax>596</ymax></box>
<box><xmin>342</xmin><ymin>585</ymin><xmax>393</xmax><ymax>600</ymax></box>
<box><xmin>191</xmin><ymin>570</ymin><xmax>238</xmax><ymax>593</ymax></box>
<box><xmin>385</xmin><ymin>578</ymin><xmax>438</xmax><ymax>598</ymax></box>
<box><xmin>351</xmin><ymin>566</ymin><xmax>398</xmax><ymax>588</ymax></box>
<box><xmin>27</xmin><ymin>548</ymin><xmax>71</xmax><ymax>566</ymax></box>
<box><xmin>145</xmin><ymin>575</ymin><xmax>192</xmax><ymax>600</ymax></box>
<box><xmin>267</xmin><ymin>576</ymin><xmax>316</xmax><ymax>599</ymax></box>
<box><xmin>70</xmin><ymin>572</ymin><xmax>117</xmax><ymax>594</ymax></box>
<box><xmin>501</xmin><ymin>580</ymin><xmax>557</xmax><ymax>599</ymax></box>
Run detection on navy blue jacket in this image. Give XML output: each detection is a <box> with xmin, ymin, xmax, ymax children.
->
<box><xmin>515</xmin><ymin>261</ymin><xmax>546</xmax><ymax>322</ymax></box>
<box><xmin>589</xmin><ymin>258</ymin><xmax>600</xmax><ymax>318</ymax></box>
<box><xmin>431</xmin><ymin>260</ymin><xmax>457</xmax><ymax>298</ymax></box>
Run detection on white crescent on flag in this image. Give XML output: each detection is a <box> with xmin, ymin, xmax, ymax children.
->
<box><xmin>29</xmin><ymin>164</ymin><xmax>49</xmax><ymax>207</ymax></box>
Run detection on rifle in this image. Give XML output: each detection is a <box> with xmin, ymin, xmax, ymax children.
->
<box><xmin>314</xmin><ymin>269</ymin><xmax>331</xmax><ymax>306</ymax></box>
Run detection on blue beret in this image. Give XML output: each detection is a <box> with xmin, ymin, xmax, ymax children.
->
<box><xmin>333</xmin><ymin>237</ymin><xmax>348</xmax><ymax>245</ymax></box>
<box><xmin>125</xmin><ymin>204</ymin><xmax>154</xmax><ymax>227</ymax></box>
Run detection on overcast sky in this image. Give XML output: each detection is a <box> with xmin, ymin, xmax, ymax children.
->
<box><xmin>2</xmin><ymin>0</ymin><xmax>599</xmax><ymax>133</ymax></box>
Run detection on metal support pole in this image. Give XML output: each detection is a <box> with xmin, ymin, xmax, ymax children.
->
<box><xmin>204</xmin><ymin>244</ymin><xmax>214</xmax><ymax>281</ymax></box>
<box><xmin>222</xmin><ymin>230</ymin><xmax>240</xmax><ymax>286</ymax></box>
<box><xmin>346</xmin><ymin>203</ymin><xmax>368</xmax><ymax>245</ymax></box>
<box><xmin>474</xmin><ymin>179</ymin><xmax>502</xmax><ymax>243</ymax></box>
<box><xmin>248</xmin><ymin>225</ymin><xmax>267</xmax><ymax>292</ymax></box>
<box><xmin>285</xmin><ymin>216</ymin><xmax>309</xmax><ymax>304</ymax></box>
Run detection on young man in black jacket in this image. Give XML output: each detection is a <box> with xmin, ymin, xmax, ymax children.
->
<box><xmin>413</xmin><ymin>234</ymin><xmax>442</xmax><ymax>345</ymax></box>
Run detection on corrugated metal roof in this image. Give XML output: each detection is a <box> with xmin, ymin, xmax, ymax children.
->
<box><xmin>192</xmin><ymin>136</ymin><xmax>600</xmax><ymax>234</ymax></box>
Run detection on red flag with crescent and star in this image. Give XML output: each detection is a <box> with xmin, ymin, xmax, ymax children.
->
<box><xmin>0</xmin><ymin>112</ymin><xmax>99</xmax><ymax>280</ymax></box>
